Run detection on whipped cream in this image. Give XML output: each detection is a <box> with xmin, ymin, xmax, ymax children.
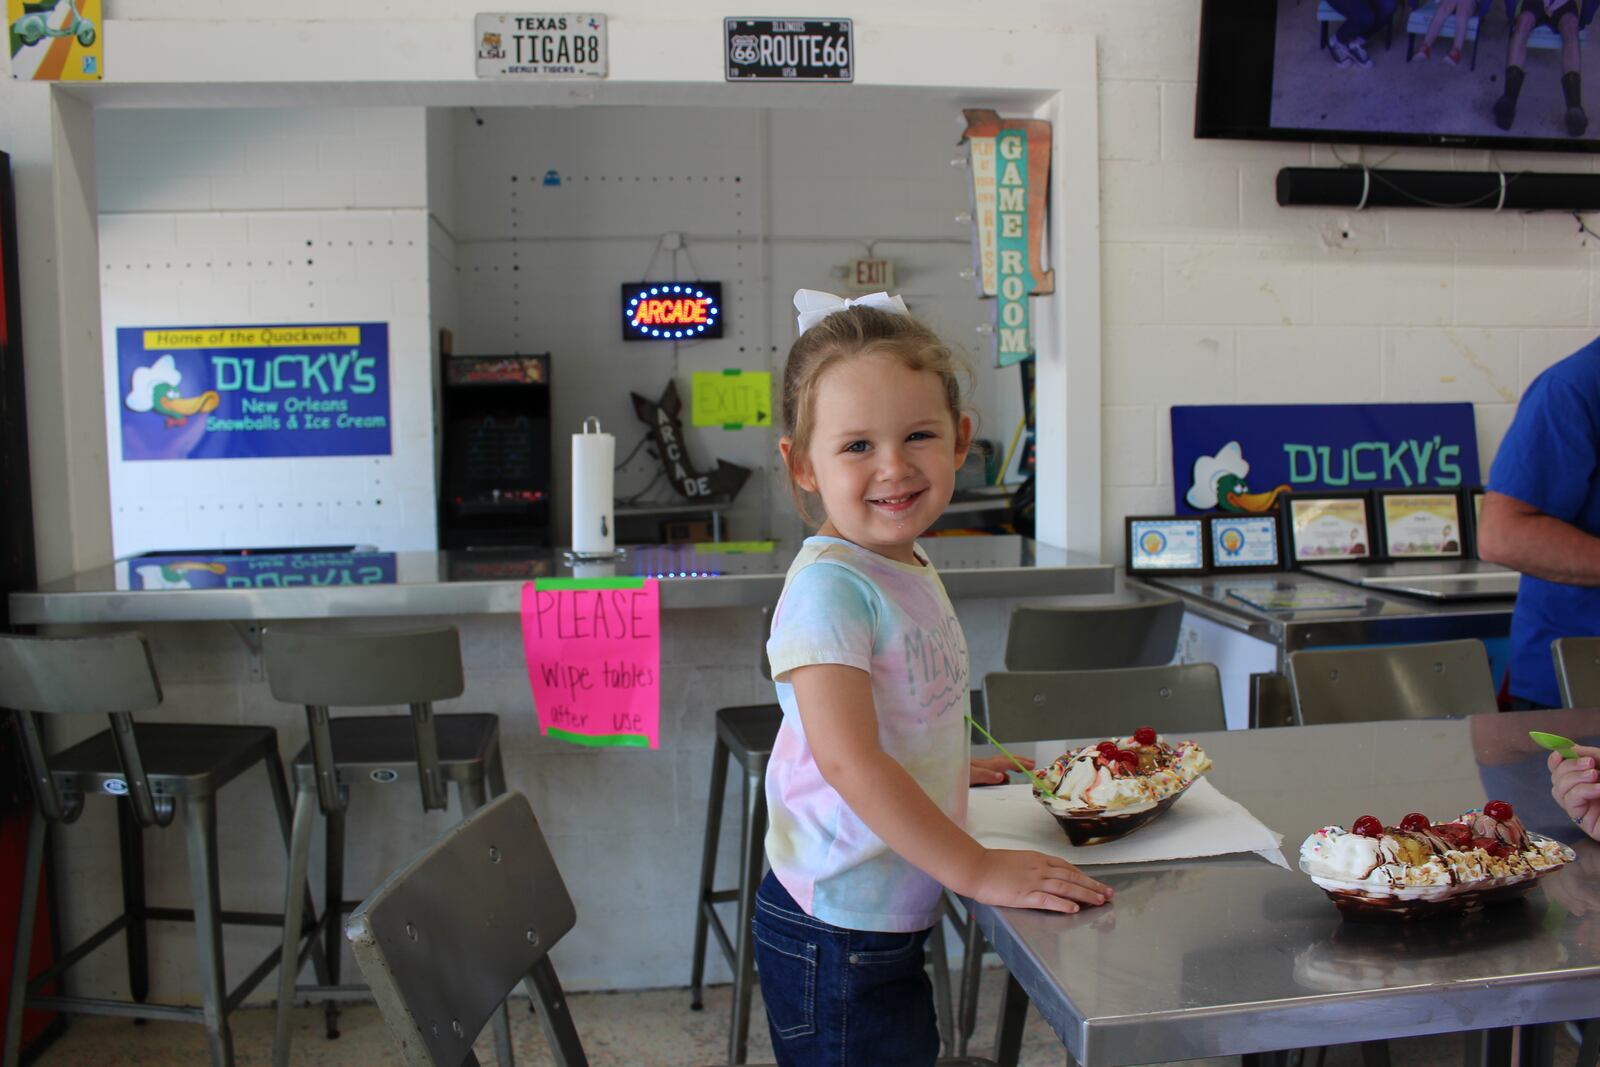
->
<box><xmin>1299</xmin><ymin>809</ymin><xmax>1575</xmax><ymax>891</ymax></box>
<box><xmin>1037</xmin><ymin>734</ymin><xmax>1212</xmax><ymax>814</ymax></box>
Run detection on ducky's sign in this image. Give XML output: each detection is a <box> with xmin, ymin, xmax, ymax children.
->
<box><xmin>1172</xmin><ymin>404</ymin><xmax>1480</xmax><ymax>515</ymax></box>
<box><xmin>122</xmin><ymin>552</ymin><xmax>398</xmax><ymax>591</ymax></box>
<box><xmin>117</xmin><ymin>323</ymin><xmax>391</xmax><ymax>461</ymax></box>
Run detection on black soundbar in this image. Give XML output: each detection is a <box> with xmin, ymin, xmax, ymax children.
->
<box><xmin>1277</xmin><ymin>166</ymin><xmax>1600</xmax><ymax>211</ymax></box>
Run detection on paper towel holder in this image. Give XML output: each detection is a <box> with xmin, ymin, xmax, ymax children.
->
<box><xmin>566</xmin><ymin>415</ymin><xmax>628</xmax><ymax>565</ymax></box>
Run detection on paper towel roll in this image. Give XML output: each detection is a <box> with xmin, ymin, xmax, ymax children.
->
<box><xmin>571</xmin><ymin>416</ymin><xmax>615</xmax><ymax>555</ymax></box>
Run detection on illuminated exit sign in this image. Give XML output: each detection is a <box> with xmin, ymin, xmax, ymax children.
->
<box><xmin>621</xmin><ymin>281</ymin><xmax>724</xmax><ymax>341</ymax></box>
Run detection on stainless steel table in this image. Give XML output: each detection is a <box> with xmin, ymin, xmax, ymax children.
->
<box><xmin>1302</xmin><ymin>559</ymin><xmax>1520</xmax><ymax>602</ymax></box>
<box><xmin>969</xmin><ymin>710</ymin><xmax>1600</xmax><ymax>1067</ymax></box>
<box><xmin>8</xmin><ymin>536</ymin><xmax>1114</xmax><ymax>623</ymax></box>
<box><xmin>1144</xmin><ymin>572</ymin><xmax>1514</xmax><ymax>663</ymax></box>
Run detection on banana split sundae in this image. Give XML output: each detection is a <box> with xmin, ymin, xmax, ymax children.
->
<box><xmin>1036</xmin><ymin>727</ymin><xmax>1212</xmax><ymax>815</ymax></box>
<box><xmin>1034</xmin><ymin>727</ymin><xmax>1213</xmax><ymax>846</ymax></box>
<box><xmin>1299</xmin><ymin>802</ymin><xmax>1575</xmax><ymax>920</ymax></box>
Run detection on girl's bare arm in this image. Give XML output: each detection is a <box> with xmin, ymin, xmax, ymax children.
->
<box><xmin>789</xmin><ymin>663</ymin><xmax>1112</xmax><ymax>913</ymax></box>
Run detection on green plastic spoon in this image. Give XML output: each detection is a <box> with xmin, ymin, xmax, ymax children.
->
<box><xmin>966</xmin><ymin>714</ymin><xmax>1054</xmax><ymax>799</ymax></box>
<box><xmin>1530</xmin><ymin>730</ymin><xmax>1579</xmax><ymax>759</ymax></box>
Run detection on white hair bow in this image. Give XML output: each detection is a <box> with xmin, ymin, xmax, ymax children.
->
<box><xmin>793</xmin><ymin>288</ymin><xmax>909</xmax><ymax>334</ymax></box>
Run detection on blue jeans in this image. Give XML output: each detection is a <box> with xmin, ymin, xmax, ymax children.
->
<box><xmin>752</xmin><ymin>872</ymin><xmax>939</xmax><ymax>1067</ymax></box>
<box><xmin>1329</xmin><ymin>0</ymin><xmax>1397</xmax><ymax>42</ymax></box>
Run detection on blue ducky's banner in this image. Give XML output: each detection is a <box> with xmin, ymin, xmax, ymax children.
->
<box><xmin>122</xmin><ymin>552</ymin><xmax>398</xmax><ymax>591</ymax></box>
<box><xmin>117</xmin><ymin>323</ymin><xmax>391</xmax><ymax>461</ymax></box>
<box><xmin>1172</xmin><ymin>404</ymin><xmax>1480</xmax><ymax>515</ymax></box>
<box><xmin>8</xmin><ymin>0</ymin><xmax>102</xmax><ymax>80</ymax></box>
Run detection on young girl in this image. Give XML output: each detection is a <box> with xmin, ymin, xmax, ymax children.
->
<box><xmin>1413</xmin><ymin>0</ymin><xmax>1474</xmax><ymax>64</ymax></box>
<box><xmin>755</xmin><ymin>291</ymin><xmax>1111</xmax><ymax>1065</ymax></box>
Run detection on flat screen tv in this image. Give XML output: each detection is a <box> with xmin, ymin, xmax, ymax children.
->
<box><xmin>1197</xmin><ymin>0</ymin><xmax>1600</xmax><ymax>153</ymax></box>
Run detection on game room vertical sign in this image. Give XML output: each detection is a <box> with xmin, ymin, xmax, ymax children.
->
<box><xmin>961</xmin><ymin>110</ymin><xmax>1054</xmax><ymax>367</ymax></box>
<box><xmin>520</xmin><ymin>577</ymin><xmax>662</xmax><ymax>748</ymax></box>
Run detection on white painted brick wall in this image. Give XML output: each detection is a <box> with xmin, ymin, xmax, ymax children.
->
<box><xmin>1086</xmin><ymin>3</ymin><xmax>1600</xmax><ymax>558</ymax></box>
<box><xmin>95</xmin><ymin>108</ymin><xmax>437</xmax><ymax>555</ymax></box>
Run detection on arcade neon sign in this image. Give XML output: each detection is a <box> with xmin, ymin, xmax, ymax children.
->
<box><xmin>621</xmin><ymin>281</ymin><xmax>724</xmax><ymax>341</ymax></box>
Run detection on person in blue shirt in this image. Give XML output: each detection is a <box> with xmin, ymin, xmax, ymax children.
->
<box><xmin>1478</xmin><ymin>335</ymin><xmax>1600</xmax><ymax>708</ymax></box>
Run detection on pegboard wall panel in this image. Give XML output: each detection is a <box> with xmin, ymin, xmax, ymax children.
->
<box><xmin>96</xmin><ymin>108</ymin><xmax>438</xmax><ymax>556</ymax></box>
<box><xmin>451</xmin><ymin>107</ymin><xmax>775</xmax><ymax>538</ymax></box>
<box><xmin>446</xmin><ymin>105</ymin><xmax>1014</xmax><ymax>541</ymax></box>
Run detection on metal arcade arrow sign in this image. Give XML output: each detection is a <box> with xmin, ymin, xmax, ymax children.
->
<box><xmin>630</xmin><ymin>381</ymin><xmax>753</xmax><ymax>500</ymax></box>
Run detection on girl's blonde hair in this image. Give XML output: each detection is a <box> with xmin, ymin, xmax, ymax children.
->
<box><xmin>779</xmin><ymin>305</ymin><xmax>971</xmax><ymax>522</ymax></box>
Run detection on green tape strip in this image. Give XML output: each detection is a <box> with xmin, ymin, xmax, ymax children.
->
<box><xmin>696</xmin><ymin>540</ymin><xmax>775</xmax><ymax>555</ymax></box>
<box><xmin>534</xmin><ymin>577</ymin><xmax>646</xmax><ymax>590</ymax></box>
<box><xmin>546</xmin><ymin>727</ymin><xmax>650</xmax><ymax>749</ymax></box>
<box><xmin>721</xmin><ymin>368</ymin><xmax>742</xmax><ymax>376</ymax></box>
<box><xmin>723</xmin><ymin>422</ymin><xmax>743</xmax><ymax>430</ymax></box>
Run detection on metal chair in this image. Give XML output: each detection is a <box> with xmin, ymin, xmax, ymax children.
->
<box><xmin>345</xmin><ymin>791</ymin><xmax>579</xmax><ymax>1067</ymax></box>
<box><xmin>1286</xmin><ymin>639</ymin><xmax>1498</xmax><ymax>725</ymax></box>
<box><xmin>1553</xmin><ymin>636</ymin><xmax>1600</xmax><ymax>707</ymax></box>
<box><xmin>0</xmin><ymin>632</ymin><xmax>320</xmax><ymax>1067</ymax></box>
<box><xmin>1002</xmin><ymin>597</ymin><xmax>1183</xmax><ymax>672</ymax></box>
<box><xmin>983</xmin><ymin>663</ymin><xmax>1227</xmax><ymax>742</ymax></box>
<box><xmin>349</xmin><ymin>790</ymin><xmax>997</xmax><ymax>1067</ymax></box>
<box><xmin>264</xmin><ymin>626</ymin><xmax>510</xmax><ymax>1067</ymax></box>
<box><xmin>1249</xmin><ymin>670</ymin><xmax>1295</xmax><ymax>729</ymax></box>
<box><xmin>688</xmin><ymin>702</ymin><xmax>781</xmax><ymax>1065</ymax></box>
<box><xmin>949</xmin><ymin>664</ymin><xmax>1226</xmax><ymax>1055</ymax></box>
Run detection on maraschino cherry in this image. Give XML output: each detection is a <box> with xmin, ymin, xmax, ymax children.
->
<box><xmin>1484</xmin><ymin>800</ymin><xmax>1514</xmax><ymax>821</ymax></box>
<box><xmin>1352</xmin><ymin>815</ymin><xmax>1384</xmax><ymax>838</ymax></box>
<box><xmin>1399</xmin><ymin>812</ymin><xmax>1431</xmax><ymax>832</ymax></box>
<box><xmin>1133</xmin><ymin>726</ymin><xmax>1158</xmax><ymax>746</ymax></box>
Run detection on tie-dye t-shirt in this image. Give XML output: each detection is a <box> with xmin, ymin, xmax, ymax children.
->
<box><xmin>763</xmin><ymin>536</ymin><xmax>970</xmax><ymax>933</ymax></box>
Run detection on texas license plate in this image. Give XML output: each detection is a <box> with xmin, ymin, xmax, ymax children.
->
<box><xmin>475</xmin><ymin>13</ymin><xmax>607</xmax><ymax>78</ymax></box>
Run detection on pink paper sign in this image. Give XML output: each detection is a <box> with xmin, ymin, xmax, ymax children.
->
<box><xmin>519</xmin><ymin>577</ymin><xmax>661</xmax><ymax>748</ymax></box>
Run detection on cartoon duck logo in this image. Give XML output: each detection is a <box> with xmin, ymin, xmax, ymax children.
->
<box><xmin>125</xmin><ymin>355</ymin><xmax>220</xmax><ymax>428</ymax></box>
<box><xmin>133</xmin><ymin>561</ymin><xmax>227</xmax><ymax>590</ymax></box>
<box><xmin>1186</xmin><ymin>441</ymin><xmax>1291</xmax><ymax>514</ymax></box>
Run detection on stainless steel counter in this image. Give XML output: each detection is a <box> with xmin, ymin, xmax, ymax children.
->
<box><xmin>973</xmin><ymin>709</ymin><xmax>1600</xmax><ymax>1067</ymax></box>
<box><xmin>1143</xmin><ymin>571</ymin><xmax>1514</xmax><ymax>655</ymax></box>
<box><xmin>1303</xmin><ymin>559</ymin><xmax>1520</xmax><ymax>601</ymax></box>
<box><xmin>8</xmin><ymin>537</ymin><xmax>1115</xmax><ymax>623</ymax></box>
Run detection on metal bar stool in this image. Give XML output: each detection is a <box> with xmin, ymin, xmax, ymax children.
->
<box><xmin>689</xmin><ymin>703</ymin><xmax>782</xmax><ymax>1065</ymax></box>
<box><xmin>263</xmin><ymin>625</ymin><xmax>512</xmax><ymax>1067</ymax></box>
<box><xmin>689</xmin><ymin>702</ymin><xmax>955</xmax><ymax>1062</ymax></box>
<box><xmin>0</xmin><ymin>631</ymin><xmax>322</xmax><ymax>1067</ymax></box>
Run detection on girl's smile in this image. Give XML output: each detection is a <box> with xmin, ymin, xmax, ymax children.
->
<box><xmin>781</xmin><ymin>352</ymin><xmax>971</xmax><ymax>565</ymax></box>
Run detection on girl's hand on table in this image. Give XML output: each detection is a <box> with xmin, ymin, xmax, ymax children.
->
<box><xmin>970</xmin><ymin>754</ymin><xmax>1031</xmax><ymax>786</ymax></box>
<box><xmin>1551</xmin><ymin>746</ymin><xmax>1600</xmax><ymax>842</ymax></box>
<box><xmin>967</xmin><ymin>849</ymin><xmax>1112</xmax><ymax>914</ymax></box>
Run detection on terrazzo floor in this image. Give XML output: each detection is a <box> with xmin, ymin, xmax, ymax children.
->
<box><xmin>28</xmin><ymin>967</ymin><xmax>1586</xmax><ymax>1066</ymax></box>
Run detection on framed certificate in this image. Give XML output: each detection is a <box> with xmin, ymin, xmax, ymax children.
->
<box><xmin>1463</xmin><ymin>487</ymin><xmax>1487</xmax><ymax>559</ymax></box>
<box><xmin>1377</xmin><ymin>490</ymin><xmax>1464</xmax><ymax>559</ymax></box>
<box><xmin>1125</xmin><ymin>516</ymin><xmax>1207</xmax><ymax>575</ymax></box>
<box><xmin>1206</xmin><ymin>512</ymin><xmax>1283</xmax><ymax>572</ymax></box>
<box><xmin>1284</xmin><ymin>492</ymin><xmax>1375</xmax><ymax>565</ymax></box>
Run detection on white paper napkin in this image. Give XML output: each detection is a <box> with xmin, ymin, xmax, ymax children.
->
<box><xmin>965</xmin><ymin>778</ymin><xmax>1289</xmax><ymax>869</ymax></box>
